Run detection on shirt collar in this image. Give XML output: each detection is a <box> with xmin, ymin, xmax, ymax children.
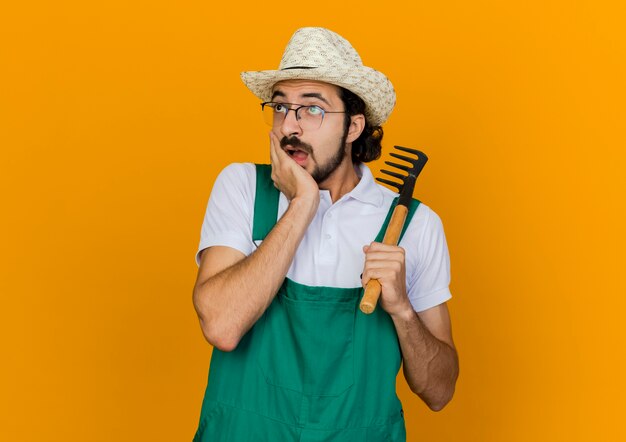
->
<box><xmin>346</xmin><ymin>163</ymin><xmax>385</xmax><ymax>207</ymax></box>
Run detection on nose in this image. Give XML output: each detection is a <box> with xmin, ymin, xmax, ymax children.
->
<box><xmin>279</xmin><ymin>107</ymin><xmax>302</xmax><ymax>138</ymax></box>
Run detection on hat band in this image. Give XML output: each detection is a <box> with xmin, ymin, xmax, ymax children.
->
<box><xmin>280</xmin><ymin>66</ymin><xmax>317</xmax><ymax>70</ymax></box>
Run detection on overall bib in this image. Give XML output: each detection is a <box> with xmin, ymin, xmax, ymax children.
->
<box><xmin>194</xmin><ymin>164</ymin><xmax>420</xmax><ymax>442</ymax></box>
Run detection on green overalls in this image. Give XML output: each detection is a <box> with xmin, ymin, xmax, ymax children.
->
<box><xmin>194</xmin><ymin>164</ymin><xmax>420</xmax><ymax>442</ymax></box>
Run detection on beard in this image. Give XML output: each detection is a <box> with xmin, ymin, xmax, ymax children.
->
<box><xmin>280</xmin><ymin>127</ymin><xmax>350</xmax><ymax>184</ymax></box>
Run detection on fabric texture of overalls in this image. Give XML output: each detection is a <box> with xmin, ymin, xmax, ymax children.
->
<box><xmin>193</xmin><ymin>164</ymin><xmax>420</xmax><ymax>442</ymax></box>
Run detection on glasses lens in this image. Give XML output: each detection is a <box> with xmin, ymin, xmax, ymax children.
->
<box><xmin>296</xmin><ymin>106</ymin><xmax>324</xmax><ymax>131</ymax></box>
<box><xmin>262</xmin><ymin>103</ymin><xmax>277</xmax><ymax>127</ymax></box>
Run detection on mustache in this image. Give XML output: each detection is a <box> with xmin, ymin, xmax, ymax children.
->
<box><xmin>280</xmin><ymin>136</ymin><xmax>313</xmax><ymax>155</ymax></box>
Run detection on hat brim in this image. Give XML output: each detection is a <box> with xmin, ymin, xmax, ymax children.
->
<box><xmin>240</xmin><ymin>66</ymin><xmax>395</xmax><ymax>126</ymax></box>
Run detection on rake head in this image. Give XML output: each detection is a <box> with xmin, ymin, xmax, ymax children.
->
<box><xmin>376</xmin><ymin>146</ymin><xmax>428</xmax><ymax>204</ymax></box>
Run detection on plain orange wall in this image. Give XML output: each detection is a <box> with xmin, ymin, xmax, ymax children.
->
<box><xmin>1</xmin><ymin>1</ymin><xmax>625</xmax><ymax>441</ymax></box>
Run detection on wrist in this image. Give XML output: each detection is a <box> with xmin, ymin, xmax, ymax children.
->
<box><xmin>388</xmin><ymin>302</ymin><xmax>416</xmax><ymax>322</ymax></box>
<box><xmin>288</xmin><ymin>194</ymin><xmax>319</xmax><ymax>221</ymax></box>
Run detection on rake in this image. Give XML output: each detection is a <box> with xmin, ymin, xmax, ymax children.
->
<box><xmin>360</xmin><ymin>146</ymin><xmax>428</xmax><ymax>314</ymax></box>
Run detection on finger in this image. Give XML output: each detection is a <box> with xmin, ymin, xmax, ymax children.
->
<box><xmin>360</xmin><ymin>271</ymin><xmax>372</xmax><ymax>287</ymax></box>
<box><xmin>362</xmin><ymin>259</ymin><xmax>404</xmax><ymax>274</ymax></box>
<box><xmin>361</xmin><ymin>268</ymin><xmax>391</xmax><ymax>287</ymax></box>
<box><xmin>363</xmin><ymin>246</ymin><xmax>405</xmax><ymax>260</ymax></box>
<box><xmin>269</xmin><ymin>132</ymin><xmax>280</xmax><ymax>166</ymax></box>
<box><xmin>366</xmin><ymin>242</ymin><xmax>404</xmax><ymax>253</ymax></box>
<box><xmin>362</xmin><ymin>268</ymin><xmax>397</xmax><ymax>286</ymax></box>
<box><xmin>271</xmin><ymin>131</ymin><xmax>292</xmax><ymax>163</ymax></box>
<box><xmin>363</xmin><ymin>251</ymin><xmax>405</xmax><ymax>263</ymax></box>
<box><xmin>361</xmin><ymin>264</ymin><xmax>400</xmax><ymax>280</ymax></box>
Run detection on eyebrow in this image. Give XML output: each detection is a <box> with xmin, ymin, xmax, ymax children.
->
<box><xmin>271</xmin><ymin>90</ymin><xmax>286</xmax><ymax>100</ymax></box>
<box><xmin>270</xmin><ymin>90</ymin><xmax>331</xmax><ymax>107</ymax></box>
<box><xmin>301</xmin><ymin>93</ymin><xmax>331</xmax><ymax>106</ymax></box>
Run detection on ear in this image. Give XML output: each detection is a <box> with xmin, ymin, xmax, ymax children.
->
<box><xmin>345</xmin><ymin>114</ymin><xmax>365</xmax><ymax>144</ymax></box>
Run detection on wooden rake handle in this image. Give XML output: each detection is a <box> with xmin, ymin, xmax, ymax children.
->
<box><xmin>359</xmin><ymin>205</ymin><xmax>409</xmax><ymax>314</ymax></box>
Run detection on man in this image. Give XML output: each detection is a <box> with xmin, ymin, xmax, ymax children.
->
<box><xmin>192</xmin><ymin>27</ymin><xmax>459</xmax><ymax>441</ymax></box>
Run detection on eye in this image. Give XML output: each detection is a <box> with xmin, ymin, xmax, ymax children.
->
<box><xmin>305</xmin><ymin>105</ymin><xmax>323</xmax><ymax>116</ymax></box>
<box><xmin>273</xmin><ymin>103</ymin><xmax>287</xmax><ymax>114</ymax></box>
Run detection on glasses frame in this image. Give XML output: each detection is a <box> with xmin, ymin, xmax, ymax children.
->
<box><xmin>261</xmin><ymin>101</ymin><xmax>347</xmax><ymax>130</ymax></box>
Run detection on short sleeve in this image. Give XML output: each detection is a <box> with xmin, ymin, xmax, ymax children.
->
<box><xmin>195</xmin><ymin>163</ymin><xmax>256</xmax><ymax>266</ymax></box>
<box><xmin>405</xmin><ymin>206</ymin><xmax>452</xmax><ymax>312</ymax></box>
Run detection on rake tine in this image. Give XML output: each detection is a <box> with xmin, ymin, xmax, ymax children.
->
<box><xmin>376</xmin><ymin>177</ymin><xmax>403</xmax><ymax>191</ymax></box>
<box><xmin>380</xmin><ymin>169</ymin><xmax>406</xmax><ymax>180</ymax></box>
<box><xmin>385</xmin><ymin>161</ymin><xmax>410</xmax><ymax>171</ymax></box>
<box><xmin>394</xmin><ymin>145</ymin><xmax>421</xmax><ymax>155</ymax></box>
<box><xmin>389</xmin><ymin>152</ymin><xmax>418</xmax><ymax>164</ymax></box>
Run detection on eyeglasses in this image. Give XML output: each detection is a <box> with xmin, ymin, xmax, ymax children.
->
<box><xmin>261</xmin><ymin>102</ymin><xmax>346</xmax><ymax>131</ymax></box>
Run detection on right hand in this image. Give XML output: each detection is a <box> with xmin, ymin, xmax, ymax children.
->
<box><xmin>269</xmin><ymin>132</ymin><xmax>319</xmax><ymax>204</ymax></box>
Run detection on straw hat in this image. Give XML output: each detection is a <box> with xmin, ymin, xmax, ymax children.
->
<box><xmin>240</xmin><ymin>27</ymin><xmax>396</xmax><ymax>126</ymax></box>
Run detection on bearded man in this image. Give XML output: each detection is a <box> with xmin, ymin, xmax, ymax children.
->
<box><xmin>192</xmin><ymin>27</ymin><xmax>459</xmax><ymax>442</ymax></box>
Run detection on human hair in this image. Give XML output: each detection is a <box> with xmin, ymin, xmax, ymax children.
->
<box><xmin>339</xmin><ymin>87</ymin><xmax>384</xmax><ymax>163</ymax></box>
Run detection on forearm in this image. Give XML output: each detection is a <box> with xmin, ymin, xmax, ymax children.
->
<box><xmin>193</xmin><ymin>197</ymin><xmax>316</xmax><ymax>351</ymax></box>
<box><xmin>391</xmin><ymin>308</ymin><xmax>459</xmax><ymax>411</ymax></box>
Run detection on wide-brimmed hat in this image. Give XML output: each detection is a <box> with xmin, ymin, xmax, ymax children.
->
<box><xmin>240</xmin><ymin>27</ymin><xmax>396</xmax><ymax>126</ymax></box>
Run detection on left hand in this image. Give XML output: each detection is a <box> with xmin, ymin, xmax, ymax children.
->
<box><xmin>269</xmin><ymin>131</ymin><xmax>318</xmax><ymax>203</ymax></box>
<box><xmin>361</xmin><ymin>242</ymin><xmax>413</xmax><ymax>317</ymax></box>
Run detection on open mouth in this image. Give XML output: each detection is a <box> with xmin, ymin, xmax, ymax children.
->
<box><xmin>284</xmin><ymin>146</ymin><xmax>309</xmax><ymax>165</ymax></box>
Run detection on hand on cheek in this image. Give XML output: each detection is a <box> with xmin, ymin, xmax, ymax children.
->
<box><xmin>269</xmin><ymin>131</ymin><xmax>318</xmax><ymax>202</ymax></box>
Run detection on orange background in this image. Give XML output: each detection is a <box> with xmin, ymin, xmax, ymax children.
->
<box><xmin>1</xmin><ymin>1</ymin><xmax>625</xmax><ymax>440</ymax></box>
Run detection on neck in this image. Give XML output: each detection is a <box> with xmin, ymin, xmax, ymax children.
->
<box><xmin>318</xmin><ymin>157</ymin><xmax>360</xmax><ymax>203</ymax></box>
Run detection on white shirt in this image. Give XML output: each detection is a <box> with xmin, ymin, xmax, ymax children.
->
<box><xmin>196</xmin><ymin>162</ymin><xmax>452</xmax><ymax>312</ymax></box>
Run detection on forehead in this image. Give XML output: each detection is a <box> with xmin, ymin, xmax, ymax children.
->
<box><xmin>271</xmin><ymin>80</ymin><xmax>341</xmax><ymax>102</ymax></box>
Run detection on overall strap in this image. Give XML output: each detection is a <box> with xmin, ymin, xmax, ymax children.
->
<box><xmin>374</xmin><ymin>197</ymin><xmax>421</xmax><ymax>243</ymax></box>
<box><xmin>252</xmin><ymin>164</ymin><xmax>280</xmax><ymax>241</ymax></box>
